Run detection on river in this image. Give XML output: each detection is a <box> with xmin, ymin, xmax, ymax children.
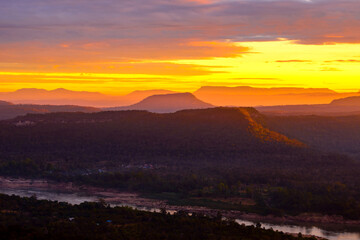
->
<box><xmin>0</xmin><ymin>186</ymin><xmax>359</xmax><ymax>240</ymax></box>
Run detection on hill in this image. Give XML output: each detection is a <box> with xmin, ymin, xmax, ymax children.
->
<box><xmin>330</xmin><ymin>95</ymin><xmax>360</xmax><ymax>106</ymax></box>
<box><xmin>0</xmin><ymin>88</ymin><xmax>177</xmax><ymax>108</ymax></box>
<box><xmin>265</xmin><ymin>114</ymin><xmax>360</xmax><ymax>158</ymax></box>
<box><xmin>194</xmin><ymin>86</ymin><xmax>358</xmax><ymax>106</ymax></box>
<box><xmin>106</xmin><ymin>92</ymin><xmax>214</xmax><ymax>113</ymax></box>
<box><xmin>1</xmin><ymin>108</ymin><xmax>359</xmax><ymax>220</ymax></box>
<box><xmin>0</xmin><ymin>107</ymin><xmax>303</xmax><ymax>167</ymax></box>
<box><xmin>0</xmin><ymin>100</ymin><xmax>12</xmax><ymax>106</ymax></box>
<box><xmin>257</xmin><ymin>94</ymin><xmax>360</xmax><ymax>116</ymax></box>
<box><xmin>0</xmin><ymin>103</ymin><xmax>100</xmax><ymax>120</ymax></box>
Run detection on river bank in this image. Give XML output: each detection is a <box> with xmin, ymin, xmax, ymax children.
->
<box><xmin>1</xmin><ymin>176</ymin><xmax>359</xmax><ymax>240</ymax></box>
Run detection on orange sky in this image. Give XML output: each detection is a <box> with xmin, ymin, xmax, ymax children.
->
<box><xmin>0</xmin><ymin>0</ymin><xmax>360</xmax><ymax>95</ymax></box>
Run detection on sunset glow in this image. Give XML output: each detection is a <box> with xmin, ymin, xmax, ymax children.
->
<box><xmin>1</xmin><ymin>0</ymin><xmax>360</xmax><ymax>94</ymax></box>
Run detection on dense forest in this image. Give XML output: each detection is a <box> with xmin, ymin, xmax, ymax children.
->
<box><xmin>265</xmin><ymin>115</ymin><xmax>360</xmax><ymax>159</ymax></box>
<box><xmin>0</xmin><ymin>108</ymin><xmax>306</xmax><ymax>170</ymax></box>
<box><xmin>0</xmin><ymin>108</ymin><xmax>359</xmax><ymax>220</ymax></box>
<box><xmin>0</xmin><ymin>194</ymin><xmax>317</xmax><ymax>240</ymax></box>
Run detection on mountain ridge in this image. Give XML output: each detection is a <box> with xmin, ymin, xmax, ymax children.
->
<box><xmin>1</xmin><ymin>86</ymin><xmax>358</xmax><ymax>108</ymax></box>
<box><xmin>194</xmin><ymin>86</ymin><xmax>358</xmax><ymax>106</ymax></box>
<box><xmin>195</xmin><ymin>86</ymin><xmax>337</xmax><ymax>94</ymax></box>
<box><xmin>0</xmin><ymin>88</ymin><xmax>179</xmax><ymax>108</ymax></box>
<box><xmin>3</xmin><ymin>107</ymin><xmax>304</xmax><ymax>161</ymax></box>
<box><xmin>331</xmin><ymin>95</ymin><xmax>360</xmax><ymax>106</ymax></box>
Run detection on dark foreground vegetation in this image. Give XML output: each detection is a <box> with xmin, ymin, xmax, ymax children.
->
<box><xmin>0</xmin><ymin>108</ymin><xmax>359</xmax><ymax>220</ymax></box>
<box><xmin>0</xmin><ymin>194</ymin><xmax>317</xmax><ymax>240</ymax></box>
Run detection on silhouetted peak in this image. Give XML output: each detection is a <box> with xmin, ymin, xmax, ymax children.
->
<box><xmin>107</xmin><ymin>92</ymin><xmax>214</xmax><ymax>113</ymax></box>
<box><xmin>52</xmin><ymin>88</ymin><xmax>72</xmax><ymax>93</ymax></box>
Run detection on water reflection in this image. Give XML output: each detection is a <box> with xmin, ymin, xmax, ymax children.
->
<box><xmin>235</xmin><ymin>219</ymin><xmax>360</xmax><ymax>240</ymax></box>
<box><xmin>0</xmin><ymin>188</ymin><xmax>359</xmax><ymax>240</ymax></box>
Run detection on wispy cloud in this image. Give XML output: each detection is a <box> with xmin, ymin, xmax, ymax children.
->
<box><xmin>276</xmin><ymin>60</ymin><xmax>312</xmax><ymax>63</ymax></box>
<box><xmin>324</xmin><ymin>59</ymin><xmax>360</xmax><ymax>63</ymax></box>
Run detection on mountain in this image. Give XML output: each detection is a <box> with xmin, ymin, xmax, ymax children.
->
<box><xmin>0</xmin><ymin>107</ymin><xmax>304</xmax><ymax>168</ymax></box>
<box><xmin>0</xmin><ymin>100</ymin><xmax>12</xmax><ymax>106</ymax></box>
<box><xmin>1</xmin><ymin>108</ymin><xmax>360</xmax><ymax>221</ymax></box>
<box><xmin>4</xmin><ymin>88</ymin><xmax>105</xmax><ymax>100</ymax></box>
<box><xmin>0</xmin><ymin>88</ymin><xmax>119</xmax><ymax>107</ymax></box>
<box><xmin>257</xmin><ymin>94</ymin><xmax>360</xmax><ymax>116</ymax></box>
<box><xmin>196</xmin><ymin>86</ymin><xmax>337</xmax><ymax>95</ymax></box>
<box><xmin>0</xmin><ymin>103</ymin><xmax>100</xmax><ymax>120</ymax></box>
<box><xmin>2</xmin><ymin>87</ymin><xmax>358</xmax><ymax>109</ymax></box>
<box><xmin>194</xmin><ymin>86</ymin><xmax>359</xmax><ymax>106</ymax></box>
<box><xmin>106</xmin><ymin>92</ymin><xmax>214</xmax><ymax>113</ymax></box>
<box><xmin>0</xmin><ymin>88</ymin><xmax>178</xmax><ymax>108</ymax></box>
<box><xmin>330</xmin><ymin>95</ymin><xmax>360</xmax><ymax>106</ymax></box>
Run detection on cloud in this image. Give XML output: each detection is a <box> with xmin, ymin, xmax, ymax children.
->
<box><xmin>324</xmin><ymin>59</ymin><xmax>360</xmax><ymax>63</ymax></box>
<box><xmin>321</xmin><ymin>67</ymin><xmax>342</xmax><ymax>71</ymax></box>
<box><xmin>1</xmin><ymin>0</ymin><xmax>360</xmax><ymax>85</ymax></box>
<box><xmin>0</xmin><ymin>39</ymin><xmax>248</xmax><ymax>70</ymax></box>
<box><xmin>231</xmin><ymin>77</ymin><xmax>281</xmax><ymax>81</ymax></box>
<box><xmin>0</xmin><ymin>59</ymin><xmax>224</xmax><ymax>76</ymax></box>
<box><xmin>276</xmin><ymin>60</ymin><xmax>312</xmax><ymax>63</ymax></box>
<box><xmin>1</xmin><ymin>0</ymin><xmax>360</xmax><ymax>46</ymax></box>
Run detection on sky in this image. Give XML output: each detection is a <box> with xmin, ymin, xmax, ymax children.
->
<box><xmin>0</xmin><ymin>0</ymin><xmax>360</xmax><ymax>94</ymax></box>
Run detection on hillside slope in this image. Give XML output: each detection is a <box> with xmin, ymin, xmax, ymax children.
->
<box><xmin>265</xmin><ymin>115</ymin><xmax>360</xmax><ymax>158</ymax></box>
<box><xmin>0</xmin><ymin>107</ymin><xmax>304</xmax><ymax>168</ymax></box>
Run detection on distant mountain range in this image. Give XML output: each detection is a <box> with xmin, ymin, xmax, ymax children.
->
<box><xmin>257</xmin><ymin>96</ymin><xmax>360</xmax><ymax>116</ymax></box>
<box><xmin>331</xmin><ymin>95</ymin><xmax>360</xmax><ymax>106</ymax></box>
<box><xmin>193</xmin><ymin>86</ymin><xmax>359</xmax><ymax>106</ymax></box>
<box><xmin>105</xmin><ymin>93</ymin><xmax>214</xmax><ymax>113</ymax></box>
<box><xmin>1</xmin><ymin>87</ymin><xmax>360</xmax><ymax>119</ymax></box>
<box><xmin>0</xmin><ymin>86</ymin><xmax>358</xmax><ymax>109</ymax></box>
<box><xmin>0</xmin><ymin>88</ymin><xmax>176</xmax><ymax>108</ymax></box>
<box><xmin>0</xmin><ymin>102</ymin><xmax>99</xmax><ymax>120</ymax></box>
<box><xmin>0</xmin><ymin>100</ymin><xmax>11</xmax><ymax>106</ymax></box>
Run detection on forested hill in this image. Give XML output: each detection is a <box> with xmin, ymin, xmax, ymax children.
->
<box><xmin>0</xmin><ymin>107</ymin><xmax>304</xmax><ymax>166</ymax></box>
<box><xmin>1</xmin><ymin>108</ymin><xmax>359</xmax><ymax>220</ymax></box>
<box><xmin>265</xmin><ymin>114</ymin><xmax>360</xmax><ymax>159</ymax></box>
